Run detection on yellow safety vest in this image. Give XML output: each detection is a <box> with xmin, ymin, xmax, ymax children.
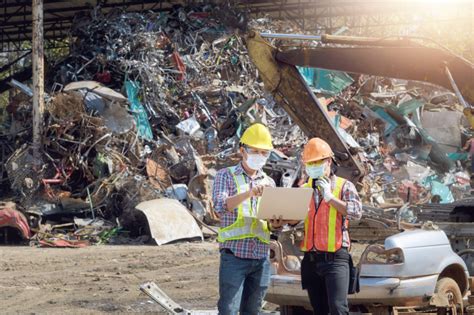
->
<box><xmin>217</xmin><ymin>166</ymin><xmax>271</xmax><ymax>244</ymax></box>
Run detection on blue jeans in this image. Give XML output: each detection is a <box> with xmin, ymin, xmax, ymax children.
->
<box><xmin>218</xmin><ymin>250</ymin><xmax>271</xmax><ymax>315</ymax></box>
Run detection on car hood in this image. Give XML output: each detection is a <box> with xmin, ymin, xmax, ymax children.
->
<box><xmin>384</xmin><ymin>229</ymin><xmax>449</xmax><ymax>250</ymax></box>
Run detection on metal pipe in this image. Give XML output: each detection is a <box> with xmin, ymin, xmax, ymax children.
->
<box><xmin>260</xmin><ymin>33</ymin><xmax>322</xmax><ymax>41</ymax></box>
<box><xmin>86</xmin><ymin>187</ymin><xmax>95</xmax><ymax>220</ymax></box>
<box><xmin>259</xmin><ymin>32</ymin><xmax>412</xmax><ymax>47</ymax></box>
<box><xmin>32</xmin><ymin>0</ymin><xmax>45</xmax><ymax>163</ymax></box>
<box><xmin>445</xmin><ymin>65</ymin><xmax>471</xmax><ymax>108</ymax></box>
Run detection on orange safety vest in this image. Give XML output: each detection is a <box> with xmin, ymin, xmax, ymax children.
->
<box><xmin>300</xmin><ymin>176</ymin><xmax>348</xmax><ymax>253</ymax></box>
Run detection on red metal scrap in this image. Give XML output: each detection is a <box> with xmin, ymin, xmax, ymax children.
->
<box><xmin>95</xmin><ymin>70</ymin><xmax>112</xmax><ymax>84</ymax></box>
<box><xmin>398</xmin><ymin>181</ymin><xmax>425</xmax><ymax>204</ymax></box>
<box><xmin>172</xmin><ymin>51</ymin><xmax>186</xmax><ymax>81</ymax></box>
<box><xmin>42</xmin><ymin>164</ymin><xmax>73</xmax><ymax>199</ymax></box>
<box><xmin>39</xmin><ymin>239</ymin><xmax>89</xmax><ymax>248</ymax></box>
<box><xmin>0</xmin><ymin>205</ymin><xmax>31</xmax><ymax>240</ymax></box>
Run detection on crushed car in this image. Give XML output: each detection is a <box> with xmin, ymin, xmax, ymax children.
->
<box><xmin>266</xmin><ymin>227</ymin><xmax>470</xmax><ymax>314</ymax></box>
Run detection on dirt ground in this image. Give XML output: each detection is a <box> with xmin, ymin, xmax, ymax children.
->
<box><xmin>0</xmin><ymin>241</ymin><xmax>221</xmax><ymax>314</ymax></box>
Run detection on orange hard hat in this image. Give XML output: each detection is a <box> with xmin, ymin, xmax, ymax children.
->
<box><xmin>302</xmin><ymin>138</ymin><xmax>334</xmax><ymax>163</ymax></box>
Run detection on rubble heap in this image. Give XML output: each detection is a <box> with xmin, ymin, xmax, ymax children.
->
<box><xmin>0</xmin><ymin>5</ymin><xmax>306</xmax><ymax>246</ymax></box>
<box><xmin>341</xmin><ymin>78</ymin><xmax>471</xmax><ymax>213</ymax></box>
<box><xmin>0</xmin><ymin>4</ymin><xmax>471</xmax><ymax>246</ymax></box>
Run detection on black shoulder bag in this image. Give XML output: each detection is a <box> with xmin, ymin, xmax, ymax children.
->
<box><xmin>348</xmin><ymin>254</ymin><xmax>360</xmax><ymax>294</ymax></box>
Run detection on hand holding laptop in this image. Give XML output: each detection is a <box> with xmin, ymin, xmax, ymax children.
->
<box><xmin>268</xmin><ymin>215</ymin><xmax>301</xmax><ymax>228</ymax></box>
<box><xmin>249</xmin><ymin>185</ymin><xmax>265</xmax><ymax>197</ymax></box>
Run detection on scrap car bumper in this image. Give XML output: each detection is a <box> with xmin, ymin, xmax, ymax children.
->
<box><xmin>265</xmin><ymin>275</ymin><xmax>310</xmax><ymax>308</ymax></box>
<box><xmin>352</xmin><ymin>274</ymin><xmax>438</xmax><ymax>305</ymax></box>
<box><xmin>265</xmin><ymin>274</ymin><xmax>438</xmax><ymax>307</ymax></box>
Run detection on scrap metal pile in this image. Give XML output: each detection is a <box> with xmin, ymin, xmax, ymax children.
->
<box><xmin>0</xmin><ymin>5</ymin><xmax>306</xmax><ymax>246</ymax></box>
<box><xmin>341</xmin><ymin>77</ymin><xmax>472</xmax><ymax>216</ymax></box>
<box><xmin>0</xmin><ymin>4</ymin><xmax>472</xmax><ymax>246</ymax></box>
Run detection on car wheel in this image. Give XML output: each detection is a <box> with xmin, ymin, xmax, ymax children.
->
<box><xmin>434</xmin><ymin>277</ymin><xmax>463</xmax><ymax>315</ymax></box>
<box><xmin>280</xmin><ymin>305</ymin><xmax>313</xmax><ymax>315</ymax></box>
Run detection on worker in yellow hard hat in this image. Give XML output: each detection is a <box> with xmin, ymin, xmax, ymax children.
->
<box><xmin>212</xmin><ymin>123</ymin><xmax>283</xmax><ymax>315</ymax></box>
<box><xmin>299</xmin><ymin>138</ymin><xmax>362</xmax><ymax>315</ymax></box>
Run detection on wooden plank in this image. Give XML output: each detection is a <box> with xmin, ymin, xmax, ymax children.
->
<box><xmin>32</xmin><ymin>0</ymin><xmax>45</xmax><ymax>163</ymax></box>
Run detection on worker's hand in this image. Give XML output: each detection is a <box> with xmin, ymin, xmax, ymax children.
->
<box><xmin>269</xmin><ymin>216</ymin><xmax>299</xmax><ymax>229</ymax></box>
<box><xmin>249</xmin><ymin>185</ymin><xmax>265</xmax><ymax>198</ymax></box>
<box><xmin>269</xmin><ymin>215</ymin><xmax>285</xmax><ymax>229</ymax></box>
<box><xmin>315</xmin><ymin>177</ymin><xmax>333</xmax><ymax>202</ymax></box>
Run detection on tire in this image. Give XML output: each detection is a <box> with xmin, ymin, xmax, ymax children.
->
<box><xmin>280</xmin><ymin>305</ymin><xmax>313</xmax><ymax>315</ymax></box>
<box><xmin>434</xmin><ymin>277</ymin><xmax>463</xmax><ymax>315</ymax></box>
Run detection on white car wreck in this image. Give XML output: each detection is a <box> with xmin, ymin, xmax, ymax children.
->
<box><xmin>265</xmin><ymin>229</ymin><xmax>470</xmax><ymax>314</ymax></box>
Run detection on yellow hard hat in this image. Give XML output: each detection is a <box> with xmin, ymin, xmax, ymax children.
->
<box><xmin>240</xmin><ymin>123</ymin><xmax>273</xmax><ymax>150</ymax></box>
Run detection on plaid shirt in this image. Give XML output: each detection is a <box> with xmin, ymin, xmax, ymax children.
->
<box><xmin>212</xmin><ymin>163</ymin><xmax>275</xmax><ymax>259</ymax></box>
<box><xmin>310</xmin><ymin>175</ymin><xmax>362</xmax><ymax>248</ymax></box>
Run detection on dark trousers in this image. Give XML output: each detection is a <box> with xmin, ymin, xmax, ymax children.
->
<box><xmin>301</xmin><ymin>248</ymin><xmax>350</xmax><ymax>315</ymax></box>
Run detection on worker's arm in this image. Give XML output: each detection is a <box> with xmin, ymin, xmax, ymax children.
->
<box><xmin>226</xmin><ymin>190</ymin><xmax>251</xmax><ymax>212</ymax></box>
<box><xmin>328</xmin><ymin>197</ymin><xmax>349</xmax><ymax>216</ymax></box>
<box><xmin>225</xmin><ymin>186</ymin><xmax>263</xmax><ymax>211</ymax></box>
<box><xmin>316</xmin><ymin>177</ymin><xmax>362</xmax><ymax>218</ymax></box>
<box><xmin>212</xmin><ymin>169</ymin><xmax>234</xmax><ymax>215</ymax></box>
<box><xmin>328</xmin><ymin>180</ymin><xmax>362</xmax><ymax>220</ymax></box>
<box><xmin>212</xmin><ymin>168</ymin><xmax>267</xmax><ymax>213</ymax></box>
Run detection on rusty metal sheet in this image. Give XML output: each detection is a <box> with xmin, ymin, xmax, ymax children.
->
<box><xmin>0</xmin><ymin>202</ymin><xmax>31</xmax><ymax>240</ymax></box>
<box><xmin>135</xmin><ymin>198</ymin><xmax>203</xmax><ymax>245</ymax></box>
<box><xmin>276</xmin><ymin>47</ymin><xmax>474</xmax><ymax>106</ymax></box>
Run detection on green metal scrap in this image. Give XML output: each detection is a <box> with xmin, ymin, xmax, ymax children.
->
<box><xmin>297</xmin><ymin>67</ymin><xmax>354</xmax><ymax>95</ymax></box>
<box><xmin>395</xmin><ymin>99</ymin><xmax>425</xmax><ymax>116</ymax></box>
<box><xmin>447</xmin><ymin>152</ymin><xmax>469</xmax><ymax>161</ymax></box>
<box><xmin>97</xmin><ymin>227</ymin><xmax>122</xmax><ymax>245</ymax></box>
<box><xmin>125</xmin><ymin>80</ymin><xmax>153</xmax><ymax>140</ymax></box>
<box><xmin>216</xmin><ymin>36</ymin><xmax>237</xmax><ymax>66</ymax></box>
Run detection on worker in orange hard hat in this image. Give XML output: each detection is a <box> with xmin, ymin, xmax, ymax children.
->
<box><xmin>300</xmin><ymin>138</ymin><xmax>362</xmax><ymax>315</ymax></box>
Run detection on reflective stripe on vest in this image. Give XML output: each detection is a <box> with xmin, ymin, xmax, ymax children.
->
<box><xmin>217</xmin><ymin>166</ymin><xmax>271</xmax><ymax>244</ymax></box>
<box><xmin>300</xmin><ymin>176</ymin><xmax>347</xmax><ymax>252</ymax></box>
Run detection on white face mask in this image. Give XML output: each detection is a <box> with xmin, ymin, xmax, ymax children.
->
<box><xmin>305</xmin><ymin>164</ymin><xmax>326</xmax><ymax>179</ymax></box>
<box><xmin>246</xmin><ymin>154</ymin><xmax>268</xmax><ymax>171</ymax></box>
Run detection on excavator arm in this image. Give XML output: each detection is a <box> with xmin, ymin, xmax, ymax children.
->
<box><xmin>246</xmin><ymin>31</ymin><xmax>474</xmax><ymax>183</ymax></box>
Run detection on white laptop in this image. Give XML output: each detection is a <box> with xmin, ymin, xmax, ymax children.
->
<box><xmin>256</xmin><ymin>187</ymin><xmax>313</xmax><ymax>220</ymax></box>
